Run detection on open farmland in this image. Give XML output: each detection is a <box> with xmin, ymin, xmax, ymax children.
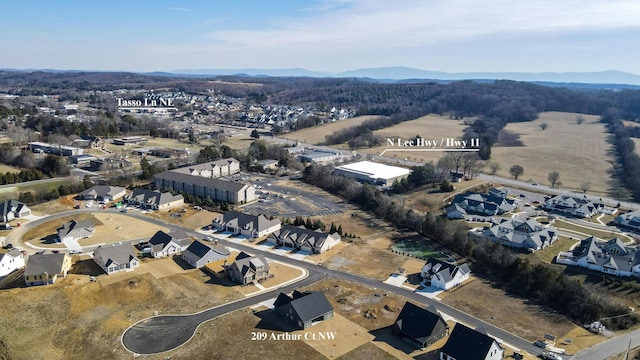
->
<box><xmin>359</xmin><ymin>114</ymin><xmax>469</xmax><ymax>163</ymax></box>
<box><xmin>282</xmin><ymin>115</ymin><xmax>386</xmax><ymax>145</ymax></box>
<box><xmin>490</xmin><ymin>112</ymin><xmax>615</xmax><ymax>196</ymax></box>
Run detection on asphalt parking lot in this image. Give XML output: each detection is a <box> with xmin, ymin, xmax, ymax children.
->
<box><xmin>243</xmin><ymin>182</ymin><xmax>344</xmax><ymax>217</ymax></box>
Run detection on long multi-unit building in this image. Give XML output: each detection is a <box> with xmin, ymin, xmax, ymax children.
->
<box><xmin>28</xmin><ymin>142</ymin><xmax>83</xmax><ymax>156</ymax></box>
<box><xmin>171</xmin><ymin>158</ymin><xmax>240</xmax><ymax>178</ymax></box>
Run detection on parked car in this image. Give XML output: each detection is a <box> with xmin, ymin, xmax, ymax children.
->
<box><xmin>533</xmin><ymin>340</ymin><xmax>547</xmax><ymax>348</ymax></box>
<box><xmin>541</xmin><ymin>352</ymin><xmax>562</xmax><ymax>360</ymax></box>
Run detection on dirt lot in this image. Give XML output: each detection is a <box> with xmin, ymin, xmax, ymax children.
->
<box><xmin>394</xmin><ymin>178</ymin><xmax>488</xmax><ymax>213</ymax></box>
<box><xmin>489</xmin><ymin>111</ymin><xmax>615</xmax><ymax>196</ymax></box>
<box><xmin>0</xmin><ymin>269</ymin><xmax>248</xmax><ymax>360</ymax></box>
<box><xmin>145</xmin><ymin>207</ymin><xmax>219</xmax><ymax>230</ymax></box>
<box><xmin>282</xmin><ymin>115</ymin><xmax>385</xmax><ymax>145</ymax></box>
<box><xmin>440</xmin><ymin>278</ymin><xmax>606</xmax><ymax>352</ymax></box>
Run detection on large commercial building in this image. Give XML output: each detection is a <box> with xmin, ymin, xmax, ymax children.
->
<box><xmin>28</xmin><ymin>142</ymin><xmax>83</xmax><ymax>156</ymax></box>
<box><xmin>334</xmin><ymin>161</ymin><xmax>411</xmax><ymax>187</ymax></box>
<box><xmin>154</xmin><ymin>171</ymin><xmax>255</xmax><ymax>204</ymax></box>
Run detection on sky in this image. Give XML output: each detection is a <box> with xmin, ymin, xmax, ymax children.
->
<box><xmin>1</xmin><ymin>0</ymin><xmax>639</xmax><ymax>74</ymax></box>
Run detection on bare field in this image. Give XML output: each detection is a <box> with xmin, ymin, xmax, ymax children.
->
<box><xmin>145</xmin><ymin>207</ymin><xmax>219</xmax><ymax>230</ymax></box>
<box><xmin>396</xmin><ymin>178</ymin><xmax>488</xmax><ymax>213</ymax></box>
<box><xmin>324</xmin><ymin>240</ymin><xmax>411</xmax><ymax>281</ymax></box>
<box><xmin>0</xmin><ymin>163</ymin><xmax>21</xmax><ymax>173</ymax></box>
<box><xmin>282</xmin><ymin>115</ymin><xmax>386</xmax><ymax>145</ymax></box>
<box><xmin>440</xmin><ymin>278</ymin><xmax>605</xmax><ymax>349</ymax></box>
<box><xmin>0</xmin><ymin>270</ymin><xmax>247</xmax><ymax>360</ymax></box>
<box><xmin>30</xmin><ymin>196</ymin><xmax>82</xmax><ymax>216</ymax></box>
<box><xmin>490</xmin><ymin>112</ymin><xmax>614</xmax><ymax>195</ymax></box>
<box><xmin>358</xmin><ymin>114</ymin><xmax>469</xmax><ymax>163</ymax></box>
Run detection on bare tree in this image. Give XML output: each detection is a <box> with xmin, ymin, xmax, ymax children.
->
<box><xmin>540</xmin><ymin>122</ymin><xmax>549</xmax><ymax>130</ymax></box>
<box><xmin>509</xmin><ymin>165</ymin><xmax>524</xmax><ymax>180</ymax></box>
<box><xmin>580</xmin><ymin>182</ymin><xmax>591</xmax><ymax>193</ymax></box>
<box><xmin>548</xmin><ymin>171</ymin><xmax>560</xmax><ymax>187</ymax></box>
<box><xmin>576</xmin><ymin>115</ymin><xmax>585</xmax><ymax>124</ymax></box>
<box><xmin>488</xmin><ymin>162</ymin><xmax>501</xmax><ymax>175</ymax></box>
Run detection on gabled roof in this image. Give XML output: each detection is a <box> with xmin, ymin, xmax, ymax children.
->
<box><xmin>423</xmin><ymin>258</ymin><xmax>470</xmax><ymax>283</ymax></box>
<box><xmin>24</xmin><ymin>252</ymin><xmax>69</xmax><ymax>276</ymax></box>
<box><xmin>229</xmin><ymin>252</ymin><xmax>270</xmax><ymax>277</ymax></box>
<box><xmin>275</xmin><ymin>291</ymin><xmax>334</xmax><ymax>322</ymax></box>
<box><xmin>572</xmin><ymin>236</ymin><xmax>640</xmax><ymax>272</ymax></box>
<box><xmin>395</xmin><ymin>302</ymin><xmax>447</xmax><ymax>343</ymax></box>
<box><xmin>214</xmin><ymin>211</ymin><xmax>281</xmax><ymax>233</ymax></box>
<box><xmin>184</xmin><ymin>240</ymin><xmax>229</xmax><ymax>260</ymax></box>
<box><xmin>57</xmin><ymin>220</ymin><xmax>95</xmax><ymax>238</ymax></box>
<box><xmin>440</xmin><ymin>323</ymin><xmax>501</xmax><ymax>360</ymax></box>
<box><xmin>269</xmin><ymin>225</ymin><xmax>340</xmax><ymax>249</ymax></box>
<box><xmin>172</xmin><ymin>158</ymin><xmax>239</xmax><ymax>175</ymax></box>
<box><xmin>94</xmin><ymin>243</ymin><xmax>137</xmax><ymax>267</ymax></box>
<box><xmin>78</xmin><ymin>185</ymin><xmax>126</xmax><ymax>198</ymax></box>
<box><xmin>0</xmin><ymin>199</ymin><xmax>27</xmax><ymax>218</ymax></box>
<box><xmin>129</xmin><ymin>189</ymin><xmax>184</xmax><ymax>207</ymax></box>
<box><xmin>0</xmin><ymin>248</ymin><xmax>23</xmax><ymax>262</ymax></box>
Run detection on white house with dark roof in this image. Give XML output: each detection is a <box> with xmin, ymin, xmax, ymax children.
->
<box><xmin>57</xmin><ymin>220</ymin><xmax>95</xmax><ymax>242</ymax></box>
<box><xmin>126</xmin><ymin>189</ymin><xmax>184</xmax><ymax>210</ymax></box>
<box><xmin>212</xmin><ymin>211</ymin><xmax>281</xmax><ymax>238</ymax></box>
<box><xmin>543</xmin><ymin>195</ymin><xmax>604</xmax><ymax>218</ymax></box>
<box><xmin>615</xmin><ymin>210</ymin><xmax>640</xmax><ymax>231</ymax></box>
<box><xmin>0</xmin><ymin>249</ymin><xmax>25</xmax><ymax>277</ymax></box>
<box><xmin>557</xmin><ymin>236</ymin><xmax>640</xmax><ymax>277</ymax></box>
<box><xmin>440</xmin><ymin>323</ymin><xmax>503</xmax><ymax>360</ymax></box>
<box><xmin>147</xmin><ymin>230</ymin><xmax>191</xmax><ymax>259</ymax></box>
<box><xmin>226</xmin><ymin>251</ymin><xmax>270</xmax><ymax>285</ymax></box>
<box><xmin>267</xmin><ymin>225</ymin><xmax>340</xmax><ymax>253</ymax></box>
<box><xmin>478</xmin><ymin>218</ymin><xmax>558</xmax><ymax>252</ymax></box>
<box><xmin>0</xmin><ymin>200</ymin><xmax>30</xmax><ymax>223</ymax></box>
<box><xmin>93</xmin><ymin>243</ymin><xmax>139</xmax><ymax>275</ymax></box>
<box><xmin>77</xmin><ymin>185</ymin><xmax>127</xmax><ymax>202</ymax></box>
<box><xmin>181</xmin><ymin>240</ymin><xmax>229</xmax><ymax>268</ymax></box>
<box><xmin>421</xmin><ymin>258</ymin><xmax>471</xmax><ymax>290</ymax></box>
<box><xmin>446</xmin><ymin>191</ymin><xmax>515</xmax><ymax>219</ymax></box>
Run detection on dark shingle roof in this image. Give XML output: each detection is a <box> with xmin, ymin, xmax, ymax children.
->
<box><xmin>184</xmin><ymin>240</ymin><xmax>229</xmax><ymax>260</ymax></box>
<box><xmin>93</xmin><ymin>243</ymin><xmax>137</xmax><ymax>267</ymax></box>
<box><xmin>440</xmin><ymin>323</ymin><xmax>500</xmax><ymax>360</ymax></box>
<box><xmin>395</xmin><ymin>302</ymin><xmax>447</xmax><ymax>343</ymax></box>
<box><xmin>154</xmin><ymin>171</ymin><xmax>249</xmax><ymax>192</ymax></box>
<box><xmin>276</xmin><ymin>291</ymin><xmax>334</xmax><ymax>323</ymax></box>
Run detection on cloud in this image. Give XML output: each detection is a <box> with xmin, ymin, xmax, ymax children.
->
<box><xmin>168</xmin><ymin>7</ymin><xmax>191</xmax><ymax>12</ymax></box>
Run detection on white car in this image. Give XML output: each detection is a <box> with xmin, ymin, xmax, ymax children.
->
<box><xmin>541</xmin><ymin>352</ymin><xmax>562</xmax><ymax>360</ymax></box>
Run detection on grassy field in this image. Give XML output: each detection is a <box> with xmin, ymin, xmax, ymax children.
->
<box><xmin>554</xmin><ymin>219</ymin><xmax>632</xmax><ymax>242</ymax></box>
<box><xmin>532</xmin><ymin>235</ymin><xmax>577</xmax><ymax>263</ymax></box>
<box><xmin>282</xmin><ymin>115</ymin><xmax>385</xmax><ymax>145</ymax></box>
<box><xmin>0</xmin><ymin>164</ymin><xmax>21</xmax><ymax>173</ymax></box>
<box><xmin>359</xmin><ymin>114</ymin><xmax>470</xmax><ymax>163</ymax></box>
<box><xmin>490</xmin><ymin>111</ymin><xmax>615</xmax><ymax>196</ymax></box>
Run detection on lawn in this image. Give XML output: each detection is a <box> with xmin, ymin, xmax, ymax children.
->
<box><xmin>531</xmin><ymin>236</ymin><xmax>577</xmax><ymax>263</ymax></box>
<box><xmin>554</xmin><ymin>219</ymin><xmax>632</xmax><ymax>242</ymax></box>
<box><xmin>390</xmin><ymin>238</ymin><xmax>448</xmax><ymax>260</ymax></box>
<box><xmin>489</xmin><ymin>111</ymin><xmax>616</xmax><ymax>196</ymax></box>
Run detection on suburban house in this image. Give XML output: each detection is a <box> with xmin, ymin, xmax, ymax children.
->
<box><xmin>226</xmin><ymin>251</ymin><xmax>270</xmax><ymax>285</ymax></box>
<box><xmin>212</xmin><ymin>211</ymin><xmax>281</xmax><ymax>239</ymax></box>
<box><xmin>487</xmin><ymin>187</ymin><xmax>508</xmax><ymax>199</ymax></box>
<box><xmin>0</xmin><ymin>249</ymin><xmax>25</xmax><ymax>277</ymax></box>
<box><xmin>93</xmin><ymin>243</ymin><xmax>139</xmax><ymax>275</ymax></box>
<box><xmin>24</xmin><ymin>252</ymin><xmax>72</xmax><ymax>286</ymax></box>
<box><xmin>439</xmin><ymin>323</ymin><xmax>504</xmax><ymax>360</ymax></box>
<box><xmin>171</xmin><ymin>158</ymin><xmax>240</xmax><ymax>178</ymax></box>
<box><xmin>77</xmin><ymin>185</ymin><xmax>127</xmax><ymax>202</ymax></box>
<box><xmin>126</xmin><ymin>189</ymin><xmax>184</xmax><ymax>210</ymax></box>
<box><xmin>181</xmin><ymin>240</ymin><xmax>230</xmax><ymax>268</ymax></box>
<box><xmin>446</xmin><ymin>191</ymin><xmax>516</xmax><ymax>219</ymax></box>
<box><xmin>57</xmin><ymin>220</ymin><xmax>95</xmax><ymax>242</ymax></box>
<box><xmin>543</xmin><ymin>195</ymin><xmax>604</xmax><ymax>218</ymax></box>
<box><xmin>267</xmin><ymin>225</ymin><xmax>341</xmax><ymax>254</ymax></box>
<box><xmin>0</xmin><ymin>200</ymin><xmax>31</xmax><ymax>222</ymax></box>
<box><xmin>147</xmin><ymin>230</ymin><xmax>191</xmax><ymax>259</ymax></box>
<box><xmin>393</xmin><ymin>302</ymin><xmax>449</xmax><ymax>349</ymax></box>
<box><xmin>615</xmin><ymin>210</ymin><xmax>640</xmax><ymax>231</ymax></box>
<box><xmin>557</xmin><ymin>236</ymin><xmax>640</xmax><ymax>277</ymax></box>
<box><xmin>154</xmin><ymin>171</ymin><xmax>256</xmax><ymax>204</ymax></box>
<box><xmin>478</xmin><ymin>218</ymin><xmax>558</xmax><ymax>252</ymax></box>
<box><xmin>273</xmin><ymin>290</ymin><xmax>334</xmax><ymax>329</ymax></box>
<box><xmin>421</xmin><ymin>258</ymin><xmax>471</xmax><ymax>290</ymax></box>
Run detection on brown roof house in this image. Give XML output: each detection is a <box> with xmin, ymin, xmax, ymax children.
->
<box><xmin>226</xmin><ymin>251</ymin><xmax>270</xmax><ymax>285</ymax></box>
<box><xmin>274</xmin><ymin>290</ymin><xmax>334</xmax><ymax>330</ymax></box>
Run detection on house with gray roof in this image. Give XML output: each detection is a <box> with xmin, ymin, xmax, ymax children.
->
<box><xmin>24</xmin><ymin>252</ymin><xmax>72</xmax><ymax>286</ymax></box>
<box><xmin>226</xmin><ymin>251</ymin><xmax>270</xmax><ymax>285</ymax></box>
<box><xmin>154</xmin><ymin>171</ymin><xmax>255</xmax><ymax>204</ymax></box>
<box><xmin>213</xmin><ymin>211</ymin><xmax>281</xmax><ymax>238</ymax></box>
<box><xmin>93</xmin><ymin>243</ymin><xmax>139</xmax><ymax>275</ymax></box>
<box><xmin>148</xmin><ymin>230</ymin><xmax>191</xmax><ymax>259</ymax></box>
<box><xmin>274</xmin><ymin>290</ymin><xmax>334</xmax><ymax>329</ymax></box>
<box><xmin>446</xmin><ymin>191</ymin><xmax>515</xmax><ymax>219</ymax></box>
<box><xmin>557</xmin><ymin>236</ymin><xmax>640</xmax><ymax>277</ymax></box>
<box><xmin>0</xmin><ymin>249</ymin><xmax>25</xmax><ymax>277</ymax></box>
<box><xmin>478</xmin><ymin>218</ymin><xmax>558</xmax><ymax>252</ymax></box>
<box><xmin>393</xmin><ymin>302</ymin><xmax>449</xmax><ymax>349</ymax></box>
<box><xmin>57</xmin><ymin>220</ymin><xmax>95</xmax><ymax>242</ymax></box>
<box><xmin>615</xmin><ymin>210</ymin><xmax>640</xmax><ymax>231</ymax></box>
<box><xmin>543</xmin><ymin>195</ymin><xmax>604</xmax><ymax>218</ymax></box>
<box><xmin>0</xmin><ymin>200</ymin><xmax>30</xmax><ymax>223</ymax></box>
<box><xmin>126</xmin><ymin>189</ymin><xmax>184</xmax><ymax>210</ymax></box>
<box><xmin>439</xmin><ymin>323</ymin><xmax>503</xmax><ymax>360</ymax></box>
<box><xmin>421</xmin><ymin>258</ymin><xmax>471</xmax><ymax>290</ymax></box>
<box><xmin>181</xmin><ymin>240</ymin><xmax>229</xmax><ymax>268</ymax></box>
<box><xmin>77</xmin><ymin>185</ymin><xmax>126</xmax><ymax>202</ymax></box>
<box><xmin>267</xmin><ymin>225</ymin><xmax>341</xmax><ymax>253</ymax></box>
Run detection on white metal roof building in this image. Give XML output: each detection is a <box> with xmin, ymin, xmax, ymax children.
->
<box><xmin>334</xmin><ymin>161</ymin><xmax>411</xmax><ymax>187</ymax></box>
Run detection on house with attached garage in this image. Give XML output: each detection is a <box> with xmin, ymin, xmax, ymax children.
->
<box><xmin>147</xmin><ymin>230</ymin><xmax>191</xmax><ymax>259</ymax></box>
<box><xmin>274</xmin><ymin>290</ymin><xmax>334</xmax><ymax>330</ymax></box>
<box><xmin>212</xmin><ymin>211</ymin><xmax>281</xmax><ymax>239</ymax></box>
<box><xmin>543</xmin><ymin>195</ymin><xmax>604</xmax><ymax>218</ymax></box>
<box><xmin>226</xmin><ymin>251</ymin><xmax>270</xmax><ymax>285</ymax></box>
<box><xmin>0</xmin><ymin>249</ymin><xmax>25</xmax><ymax>277</ymax></box>
<box><xmin>393</xmin><ymin>302</ymin><xmax>449</xmax><ymax>349</ymax></box>
<box><xmin>478</xmin><ymin>218</ymin><xmax>558</xmax><ymax>252</ymax></box>
<box><xmin>126</xmin><ymin>189</ymin><xmax>184</xmax><ymax>211</ymax></box>
<box><xmin>439</xmin><ymin>323</ymin><xmax>503</xmax><ymax>360</ymax></box>
<box><xmin>24</xmin><ymin>252</ymin><xmax>72</xmax><ymax>286</ymax></box>
<box><xmin>446</xmin><ymin>191</ymin><xmax>515</xmax><ymax>219</ymax></box>
<box><xmin>57</xmin><ymin>220</ymin><xmax>95</xmax><ymax>242</ymax></box>
<box><xmin>267</xmin><ymin>225</ymin><xmax>341</xmax><ymax>253</ymax></box>
<box><xmin>0</xmin><ymin>199</ymin><xmax>31</xmax><ymax>223</ymax></box>
<box><xmin>181</xmin><ymin>240</ymin><xmax>229</xmax><ymax>268</ymax></box>
<box><xmin>615</xmin><ymin>210</ymin><xmax>640</xmax><ymax>231</ymax></box>
<box><xmin>77</xmin><ymin>185</ymin><xmax>127</xmax><ymax>202</ymax></box>
<box><xmin>93</xmin><ymin>243</ymin><xmax>139</xmax><ymax>275</ymax></box>
<box><xmin>421</xmin><ymin>258</ymin><xmax>471</xmax><ymax>290</ymax></box>
<box><xmin>556</xmin><ymin>236</ymin><xmax>640</xmax><ymax>277</ymax></box>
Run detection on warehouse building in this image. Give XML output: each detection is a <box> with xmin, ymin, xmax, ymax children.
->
<box><xmin>334</xmin><ymin>161</ymin><xmax>411</xmax><ymax>187</ymax></box>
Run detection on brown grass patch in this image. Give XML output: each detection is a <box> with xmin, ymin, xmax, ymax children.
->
<box><xmin>260</xmin><ymin>261</ymin><xmax>304</xmax><ymax>288</ymax></box>
<box><xmin>23</xmin><ymin>213</ymin><xmax>101</xmax><ymax>245</ymax></box>
<box><xmin>0</xmin><ymin>164</ymin><xmax>21</xmax><ymax>173</ymax></box>
<box><xmin>144</xmin><ymin>207</ymin><xmax>219</xmax><ymax>230</ymax></box>
<box><xmin>282</xmin><ymin>115</ymin><xmax>385</xmax><ymax>145</ymax></box>
<box><xmin>324</xmin><ymin>242</ymin><xmax>409</xmax><ymax>281</ymax></box>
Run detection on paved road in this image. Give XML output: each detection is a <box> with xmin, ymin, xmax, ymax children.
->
<box><xmin>571</xmin><ymin>331</ymin><xmax>639</xmax><ymax>359</ymax></box>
